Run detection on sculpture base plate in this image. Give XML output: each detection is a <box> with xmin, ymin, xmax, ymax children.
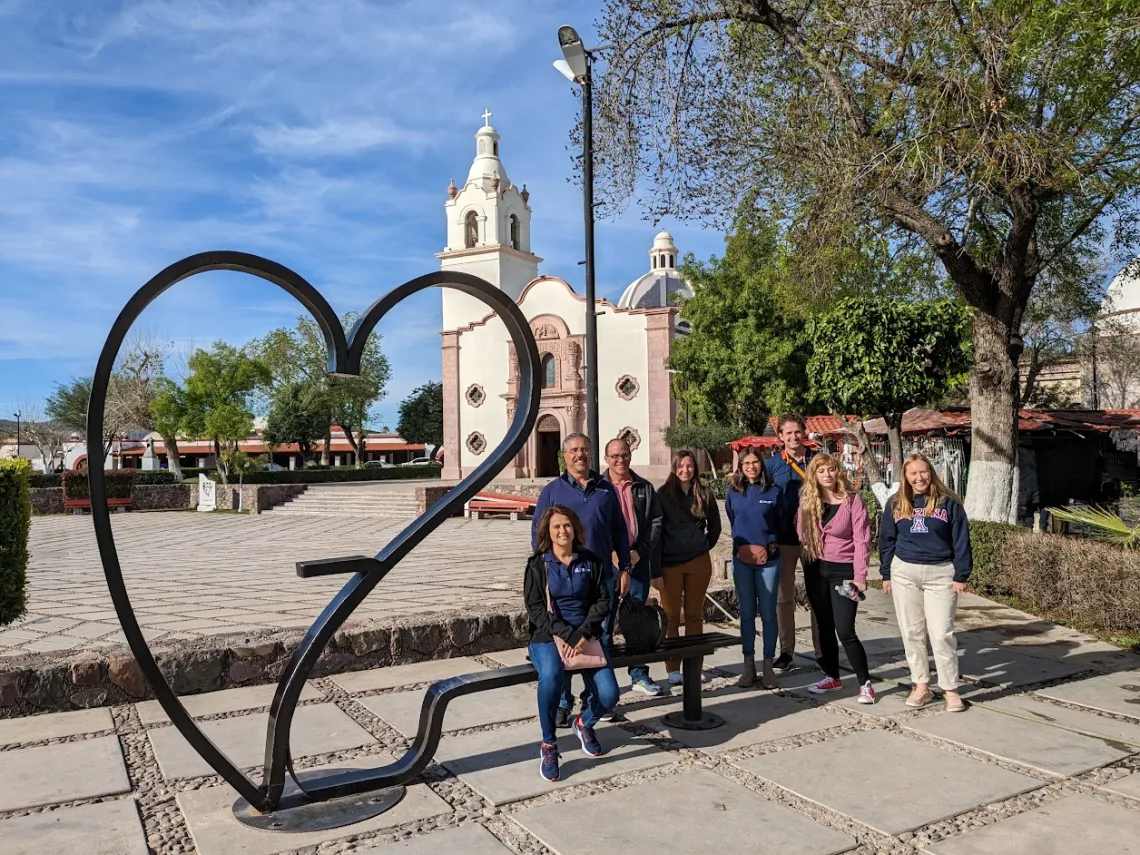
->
<box><xmin>661</xmin><ymin>710</ymin><xmax>726</xmax><ymax>731</ymax></box>
<box><xmin>232</xmin><ymin>769</ymin><xmax>406</xmax><ymax>832</ymax></box>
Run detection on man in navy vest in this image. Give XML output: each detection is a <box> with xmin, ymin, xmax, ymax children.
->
<box><xmin>533</xmin><ymin>433</ymin><xmax>632</xmax><ymax>727</ymax></box>
<box><xmin>764</xmin><ymin>414</ymin><xmax>821</xmax><ymax>672</ymax></box>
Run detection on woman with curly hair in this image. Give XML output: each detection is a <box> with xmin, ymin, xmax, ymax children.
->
<box><xmin>880</xmin><ymin>453</ymin><xmax>972</xmax><ymax>713</ymax></box>
<box><xmin>797</xmin><ymin>453</ymin><xmax>875</xmax><ymax>704</ymax></box>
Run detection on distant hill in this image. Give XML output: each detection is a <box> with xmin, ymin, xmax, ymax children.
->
<box><xmin>0</xmin><ymin>419</ymin><xmax>17</xmax><ymax>436</ymax></box>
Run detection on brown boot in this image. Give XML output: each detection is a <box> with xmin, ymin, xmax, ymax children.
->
<box><xmin>761</xmin><ymin>658</ymin><xmax>779</xmax><ymax>689</ymax></box>
<box><xmin>737</xmin><ymin>655</ymin><xmax>756</xmax><ymax>688</ymax></box>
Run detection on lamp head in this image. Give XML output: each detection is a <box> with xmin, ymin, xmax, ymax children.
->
<box><xmin>557</xmin><ymin>25</ymin><xmax>589</xmax><ymax>81</ymax></box>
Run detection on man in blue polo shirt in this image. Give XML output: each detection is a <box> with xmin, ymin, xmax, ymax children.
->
<box><xmin>764</xmin><ymin>413</ymin><xmax>821</xmax><ymax>672</ymax></box>
<box><xmin>533</xmin><ymin>432</ymin><xmax>632</xmax><ymax>728</ymax></box>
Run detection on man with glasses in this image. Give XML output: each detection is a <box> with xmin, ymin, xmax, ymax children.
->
<box><xmin>533</xmin><ymin>433</ymin><xmax>632</xmax><ymax>726</ymax></box>
<box><xmin>603</xmin><ymin>437</ymin><xmax>664</xmax><ymax>695</ymax></box>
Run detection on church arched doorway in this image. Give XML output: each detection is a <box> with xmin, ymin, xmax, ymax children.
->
<box><xmin>536</xmin><ymin>414</ymin><xmax>562</xmax><ymax>478</ymax></box>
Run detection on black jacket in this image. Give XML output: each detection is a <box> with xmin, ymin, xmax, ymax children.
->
<box><xmin>660</xmin><ymin>488</ymin><xmax>722</xmax><ymax>568</ymax></box>
<box><xmin>524</xmin><ymin>549</ymin><xmax>611</xmax><ymax>647</ymax></box>
<box><xmin>603</xmin><ymin>469</ymin><xmax>664</xmax><ymax>581</ymax></box>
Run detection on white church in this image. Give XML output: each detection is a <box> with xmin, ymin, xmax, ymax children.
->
<box><xmin>438</xmin><ymin>116</ymin><xmax>692</xmax><ymax>481</ymax></box>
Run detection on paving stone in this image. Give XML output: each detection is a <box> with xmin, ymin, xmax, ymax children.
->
<box><xmin>352</xmin><ymin>824</ymin><xmax>513</xmax><ymax>853</ymax></box>
<box><xmin>0</xmin><ymin>706</ymin><xmax>115</xmax><ymax>746</ymax></box>
<box><xmin>904</xmin><ymin>705</ymin><xmax>1131</xmax><ymax>775</ymax></box>
<box><xmin>135</xmin><ymin>682</ymin><xmax>324</xmax><ymax>725</ymax></box>
<box><xmin>958</xmin><ymin>645</ymin><xmax>1087</xmax><ymax>688</ymax></box>
<box><xmin>979</xmin><ymin>693</ymin><xmax>1140</xmax><ymax>747</ymax></box>
<box><xmin>148</xmin><ymin>703</ymin><xmax>376</xmax><ymax>780</ymax></box>
<box><xmin>1102</xmin><ymin>770</ymin><xmax>1140</xmax><ymax>801</ymax></box>
<box><xmin>177</xmin><ymin>763</ymin><xmax>451</xmax><ymax>855</ymax></box>
<box><xmin>926</xmin><ymin>793</ymin><xmax>1140</xmax><ymax>854</ymax></box>
<box><xmin>513</xmin><ymin>768</ymin><xmax>855</xmax><ymax>855</ymax></box>
<box><xmin>624</xmin><ymin>688</ymin><xmax>841</xmax><ymax>753</ymax></box>
<box><xmin>0</xmin><ymin>735</ymin><xmax>131</xmax><ymax>811</ymax></box>
<box><xmin>359</xmin><ymin>683</ymin><xmax>536</xmax><ymax>737</ymax></box>
<box><xmin>735</xmin><ymin>729</ymin><xmax>1041</xmax><ymax>834</ymax></box>
<box><xmin>436</xmin><ymin>719</ymin><xmax>675</xmax><ymax>805</ymax></box>
<box><xmin>1037</xmin><ymin>670</ymin><xmax>1140</xmax><ymax>718</ymax></box>
<box><xmin>328</xmin><ymin>657</ymin><xmax>488</xmax><ymax>693</ymax></box>
<box><xmin>484</xmin><ymin>647</ymin><xmax>530</xmax><ymax>667</ymax></box>
<box><xmin>0</xmin><ymin>799</ymin><xmax>148</xmax><ymax>855</ymax></box>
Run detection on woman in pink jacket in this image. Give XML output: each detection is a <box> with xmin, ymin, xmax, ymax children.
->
<box><xmin>796</xmin><ymin>453</ymin><xmax>875</xmax><ymax>704</ymax></box>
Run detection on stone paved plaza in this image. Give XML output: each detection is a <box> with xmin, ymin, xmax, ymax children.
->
<box><xmin>3</xmin><ymin>513</ymin><xmax>1140</xmax><ymax>853</ymax></box>
<box><xmin>1</xmin><ymin>514</ymin><xmax>533</xmax><ymax>657</ymax></box>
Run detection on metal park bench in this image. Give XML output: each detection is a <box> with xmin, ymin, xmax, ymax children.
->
<box><xmin>65</xmin><ymin>496</ymin><xmax>133</xmax><ymax>515</ymax></box>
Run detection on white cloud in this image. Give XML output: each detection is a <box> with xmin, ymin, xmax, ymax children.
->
<box><xmin>253</xmin><ymin>118</ymin><xmax>426</xmax><ymax>158</ymax></box>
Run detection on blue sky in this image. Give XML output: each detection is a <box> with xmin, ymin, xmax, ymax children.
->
<box><xmin>0</xmin><ymin>0</ymin><xmax>726</xmax><ymax>429</ymax></box>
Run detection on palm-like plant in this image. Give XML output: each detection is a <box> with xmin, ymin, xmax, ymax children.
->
<box><xmin>1046</xmin><ymin>505</ymin><xmax>1140</xmax><ymax>550</ymax></box>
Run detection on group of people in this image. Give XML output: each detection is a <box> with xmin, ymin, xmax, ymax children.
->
<box><xmin>523</xmin><ymin>415</ymin><xmax>974</xmax><ymax>783</ymax></box>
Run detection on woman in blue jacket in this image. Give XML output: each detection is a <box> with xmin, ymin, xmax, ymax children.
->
<box><xmin>725</xmin><ymin>447</ymin><xmax>785</xmax><ymax>689</ymax></box>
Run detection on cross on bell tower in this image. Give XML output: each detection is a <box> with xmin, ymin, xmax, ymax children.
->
<box><xmin>482</xmin><ymin>108</ymin><xmax>493</xmax><ymax>126</ymax></box>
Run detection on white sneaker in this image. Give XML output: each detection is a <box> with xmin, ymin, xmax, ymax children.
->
<box><xmin>667</xmin><ymin>670</ymin><xmax>683</xmax><ymax>685</ymax></box>
<box><xmin>857</xmin><ymin>681</ymin><xmax>876</xmax><ymax>704</ymax></box>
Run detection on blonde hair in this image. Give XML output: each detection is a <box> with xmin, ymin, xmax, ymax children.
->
<box><xmin>798</xmin><ymin>453</ymin><xmax>853</xmax><ymax>560</ymax></box>
<box><xmin>892</xmin><ymin>453</ymin><xmax>961</xmax><ymax>520</ymax></box>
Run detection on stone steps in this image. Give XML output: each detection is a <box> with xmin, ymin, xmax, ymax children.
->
<box><xmin>263</xmin><ymin>486</ymin><xmax>419</xmax><ymax>518</ymax></box>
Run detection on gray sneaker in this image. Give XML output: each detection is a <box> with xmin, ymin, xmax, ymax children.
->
<box><xmin>631</xmin><ymin>677</ymin><xmax>663</xmax><ymax>696</ymax></box>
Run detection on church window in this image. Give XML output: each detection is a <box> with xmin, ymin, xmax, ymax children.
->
<box><xmin>618</xmin><ymin>426</ymin><xmax>642</xmax><ymax>452</ymax></box>
<box><xmin>464</xmin><ymin>211</ymin><xmax>479</xmax><ymax>248</ymax></box>
<box><xmin>466</xmin><ymin>432</ymin><xmax>487</xmax><ymax>454</ymax></box>
<box><xmin>652</xmin><ymin>256</ymin><xmax>657</xmax><ymax>269</ymax></box>
<box><xmin>541</xmin><ymin>353</ymin><xmax>556</xmax><ymax>388</ymax></box>
<box><xmin>493</xmin><ymin>141</ymin><xmax>499</xmax><ymax>156</ymax></box>
<box><xmin>615</xmin><ymin>375</ymin><xmax>640</xmax><ymax>401</ymax></box>
<box><xmin>510</xmin><ymin>214</ymin><xmax>520</xmax><ymax>250</ymax></box>
<box><xmin>465</xmin><ymin>384</ymin><xmax>486</xmax><ymax>407</ymax></box>
<box><xmin>668</xmin><ymin>255</ymin><xmax>675</xmax><ymax>268</ymax></box>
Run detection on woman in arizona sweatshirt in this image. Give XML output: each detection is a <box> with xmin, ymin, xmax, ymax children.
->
<box><xmin>880</xmin><ymin>452</ymin><xmax>973</xmax><ymax>713</ymax></box>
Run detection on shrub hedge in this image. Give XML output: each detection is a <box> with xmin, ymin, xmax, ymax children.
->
<box><xmin>61</xmin><ymin>469</ymin><xmax>135</xmax><ymax>501</ymax></box>
<box><xmin>995</xmin><ymin>530</ymin><xmax>1140</xmax><ymax>636</ymax></box>
<box><xmin>235</xmin><ymin>465</ymin><xmax>442</xmax><ymax>485</ymax></box>
<box><xmin>967</xmin><ymin>520</ymin><xmax>1021</xmax><ymax>596</ymax></box>
<box><xmin>28</xmin><ymin>472</ymin><xmax>61</xmax><ymax>488</ymax></box>
<box><xmin>0</xmin><ymin>458</ymin><xmax>32</xmax><ymax>625</ymax></box>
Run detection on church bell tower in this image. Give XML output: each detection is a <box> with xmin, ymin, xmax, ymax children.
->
<box><xmin>437</xmin><ymin>111</ymin><xmax>541</xmax><ymax>330</ymax></box>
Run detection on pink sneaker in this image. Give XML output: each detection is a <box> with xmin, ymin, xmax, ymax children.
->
<box><xmin>857</xmin><ymin>681</ymin><xmax>876</xmax><ymax>704</ymax></box>
<box><xmin>808</xmin><ymin>676</ymin><xmax>843</xmax><ymax>694</ymax></box>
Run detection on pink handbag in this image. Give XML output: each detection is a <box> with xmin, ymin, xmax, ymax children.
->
<box><xmin>546</xmin><ymin>574</ymin><xmax>608</xmax><ymax>671</ymax></box>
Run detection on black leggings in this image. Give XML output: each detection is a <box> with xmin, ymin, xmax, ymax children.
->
<box><xmin>804</xmin><ymin>559</ymin><xmax>870</xmax><ymax>684</ymax></box>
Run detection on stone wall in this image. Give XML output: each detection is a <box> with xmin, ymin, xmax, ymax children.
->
<box><xmin>31</xmin><ymin>483</ymin><xmax>305</xmax><ymax>515</ymax></box>
<box><xmin>484</xmin><ymin>482</ymin><xmax>545</xmax><ymax>499</ymax></box>
<box><xmin>0</xmin><ymin>607</ymin><xmax>530</xmax><ymax>717</ymax></box>
<box><xmin>190</xmin><ymin>483</ymin><xmax>306</xmax><ymax>513</ymax></box>
<box><xmin>131</xmin><ymin>484</ymin><xmax>194</xmax><ymax>511</ymax></box>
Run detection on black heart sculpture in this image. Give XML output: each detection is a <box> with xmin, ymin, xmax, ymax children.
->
<box><xmin>88</xmin><ymin>251</ymin><xmax>540</xmax><ymax>814</ymax></box>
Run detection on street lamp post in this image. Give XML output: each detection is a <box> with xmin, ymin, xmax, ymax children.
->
<box><xmin>555</xmin><ymin>25</ymin><xmax>600</xmax><ymax>456</ymax></box>
<box><xmin>13</xmin><ymin>411</ymin><xmax>20</xmax><ymax>458</ymax></box>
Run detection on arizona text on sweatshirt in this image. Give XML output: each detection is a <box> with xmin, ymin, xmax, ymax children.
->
<box><xmin>879</xmin><ymin>494</ymin><xmax>973</xmax><ymax>583</ymax></box>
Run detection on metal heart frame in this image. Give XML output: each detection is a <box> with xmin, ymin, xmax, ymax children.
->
<box><xmin>88</xmin><ymin>251</ymin><xmax>540</xmax><ymax>815</ymax></box>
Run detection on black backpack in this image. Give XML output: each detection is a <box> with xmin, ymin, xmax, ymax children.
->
<box><xmin>617</xmin><ymin>594</ymin><xmax>668</xmax><ymax>654</ymax></box>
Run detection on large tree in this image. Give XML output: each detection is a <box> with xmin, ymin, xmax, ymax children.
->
<box><xmin>180</xmin><ymin>343</ymin><xmax>271</xmax><ymax>485</ymax></box>
<box><xmin>250</xmin><ymin>314</ymin><xmax>390</xmax><ymax>467</ymax></box>
<box><xmin>263</xmin><ymin>383</ymin><xmax>328</xmax><ymax>465</ymax></box>
<box><xmin>807</xmin><ymin>296</ymin><xmax>972</xmax><ymax>485</ymax></box>
<box><xmin>593</xmin><ymin>1</ymin><xmax>1140</xmax><ymax>521</ymax></box>
<box><xmin>668</xmin><ymin>205</ymin><xmax>818</xmax><ymax>431</ymax></box>
<box><xmin>396</xmin><ymin>382</ymin><xmax>443</xmax><ymax>455</ymax></box>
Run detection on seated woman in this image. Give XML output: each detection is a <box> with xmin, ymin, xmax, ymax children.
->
<box><xmin>524</xmin><ymin>504</ymin><xmax>620</xmax><ymax>783</ymax></box>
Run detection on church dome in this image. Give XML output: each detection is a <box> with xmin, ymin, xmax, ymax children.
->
<box><xmin>466</xmin><ymin>112</ymin><xmax>509</xmax><ymax>186</ymax></box>
<box><xmin>1103</xmin><ymin>257</ymin><xmax>1140</xmax><ymax>324</ymax></box>
<box><xmin>617</xmin><ymin>231</ymin><xmax>693</xmax><ymax>309</ymax></box>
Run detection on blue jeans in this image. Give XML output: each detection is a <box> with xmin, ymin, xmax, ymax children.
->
<box><xmin>733</xmin><ymin>556</ymin><xmax>781</xmax><ymax>658</ymax></box>
<box><xmin>530</xmin><ymin>640</ymin><xmax>619</xmax><ymax>744</ymax></box>
<box><xmin>559</xmin><ymin>576</ymin><xmax>619</xmax><ymax>711</ymax></box>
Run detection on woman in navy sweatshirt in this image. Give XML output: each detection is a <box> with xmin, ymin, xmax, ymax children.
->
<box><xmin>524</xmin><ymin>504</ymin><xmax>619</xmax><ymax>783</ymax></box>
<box><xmin>879</xmin><ymin>453</ymin><xmax>973</xmax><ymax>713</ymax></box>
<box><xmin>725</xmin><ymin>447</ymin><xmax>785</xmax><ymax>689</ymax></box>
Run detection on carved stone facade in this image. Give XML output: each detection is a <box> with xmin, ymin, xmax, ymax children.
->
<box><xmin>615</xmin><ymin>374</ymin><xmax>640</xmax><ymax>401</ymax></box>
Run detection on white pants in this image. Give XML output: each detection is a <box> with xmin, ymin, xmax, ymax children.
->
<box><xmin>889</xmin><ymin>558</ymin><xmax>959</xmax><ymax>690</ymax></box>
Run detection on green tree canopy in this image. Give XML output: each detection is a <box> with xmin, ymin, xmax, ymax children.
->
<box><xmin>250</xmin><ymin>314</ymin><xmax>390</xmax><ymax>467</ymax></box>
<box><xmin>263</xmin><ymin>383</ymin><xmax>328</xmax><ymax>464</ymax></box>
<box><xmin>807</xmin><ymin>297</ymin><xmax>972</xmax><ymax>481</ymax></box>
<box><xmin>593</xmin><ymin>0</ymin><xmax>1140</xmax><ymax>521</ymax></box>
<box><xmin>180</xmin><ymin>342</ymin><xmax>271</xmax><ymax>485</ymax></box>
<box><xmin>396</xmin><ymin>382</ymin><xmax>443</xmax><ymax>452</ymax></box>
